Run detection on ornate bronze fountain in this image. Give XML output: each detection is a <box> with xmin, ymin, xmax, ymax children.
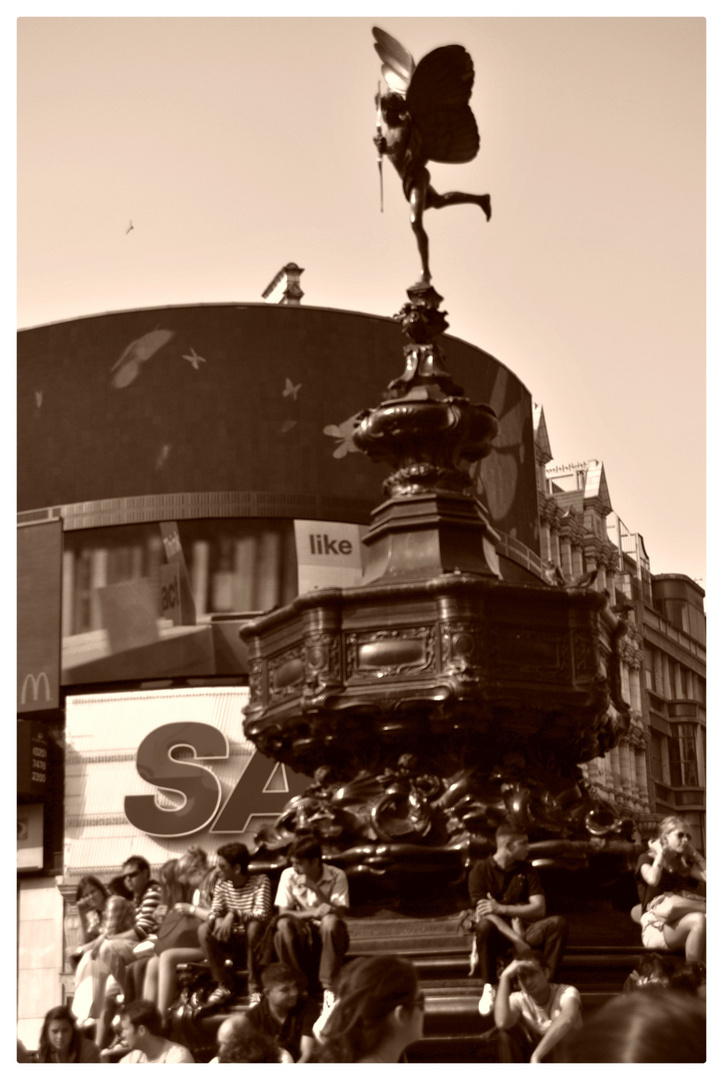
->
<box><xmin>239</xmin><ymin>28</ymin><xmax>636</xmax><ymax>906</ymax></box>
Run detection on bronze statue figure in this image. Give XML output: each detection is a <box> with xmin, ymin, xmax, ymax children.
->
<box><xmin>372</xmin><ymin>26</ymin><xmax>491</xmax><ymax>285</ymax></box>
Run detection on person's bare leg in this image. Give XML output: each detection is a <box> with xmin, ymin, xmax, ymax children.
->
<box><xmin>142</xmin><ymin>955</ymin><xmax>159</xmax><ymax>1006</ymax></box>
<box><xmin>664</xmin><ymin>912</ymin><xmax>706</xmax><ymax>962</ymax></box>
<box><xmin>158</xmin><ymin>947</ymin><xmax>204</xmax><ymax>1015</ymax></box>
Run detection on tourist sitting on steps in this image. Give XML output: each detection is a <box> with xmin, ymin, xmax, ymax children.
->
<box><xmin>95</xmin><ymin>855</ymin><xmax>163</xmax><ymax>1049</ymax></box>
<box><xmin>468</xmin><ymin>823</ymin><xmax>568</xmax><ymax>1017</ymax></box>
<box><xmin>118</xmin><ymin>999</ymin><xmax>194</xmax><ymax>1062</ymax></box>
<box><xmin>273</xmin><ymin>835</ymin><xmax>350</xmax><ymax>1022</ymax></box>
<box><xmin>634</xmin><ymin>815</ymin><xmax>706</xmax><ymax>962</ymax></box>
<box><xmin>243</xmin><ymin>962</ymin><xmax>318</xmax><ymax>1062</ymax></box>
<box><xmin>493</xmin><ymin>951</ymin><xmax>582</xmax><ymax>1063</ymax></box>
<box><xmin>198</xmin><ymin>842</ymin><xmax>272</xmax><ymax>1007</ymax></box>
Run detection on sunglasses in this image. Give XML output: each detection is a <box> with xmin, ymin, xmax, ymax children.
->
<box><xmin>670</xmin><ymin>831</ymin><xmax>692</xmax><ymax>840</ymax></box>
<box><xmin>123</xmin><ymin>870</ymin><xmax>142</xmax><ymax>880</ymax></box>
<box><xmin>413</xmin><ymin>993</ymin><xmax>425</xmax><ymax>1010</ymax></box>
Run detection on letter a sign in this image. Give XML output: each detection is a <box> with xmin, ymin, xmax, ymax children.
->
<box><xmin>124</xmin><ymin>722</ymin><xmax>310</xmax><ymax>838</ymax></box>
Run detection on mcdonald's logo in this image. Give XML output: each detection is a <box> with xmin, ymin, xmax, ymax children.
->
<box><xmin>21</xmin><ymin>671</ymin><xmax>51</xmax><ymax>705</ymax></box>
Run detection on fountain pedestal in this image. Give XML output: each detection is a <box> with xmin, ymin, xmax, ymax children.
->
<box><xmin>240</xmin><ymin>285</ymin><xmax>635</xmax><ymax>894</ymax></box>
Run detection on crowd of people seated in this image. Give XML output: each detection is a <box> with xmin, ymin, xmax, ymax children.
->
<box><xmin>46</xmin><ymin>834</ymin><xmax>348</xmax><ymax>1060</ymax></box>
<box><xmin>466</xmin><ymin>815</ymin><xmax>705</xmax><ymax>1063</ymax></box>
<box><xmin>19</xmin><ymin>812</ymin><xmax>705</xmax><ymax>1063</ymax></box>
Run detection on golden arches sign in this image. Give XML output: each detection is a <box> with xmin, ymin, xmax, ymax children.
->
<box><xmin>20</xmin><ymin>671</ymin><xmax>51</xmax><ymax>705</ymax></box>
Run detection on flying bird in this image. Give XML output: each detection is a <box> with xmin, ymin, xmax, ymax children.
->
<box><xmin>283</xmin><ymin>378</ymin><xmax>302</xmax><ymax>400</ymax></box>
<box><xmin>183</xmin><ymin>347</ymin><xmax>206</xmax><ymax>370</ymax></box>
<box><xmin>126</xmin><ymin>220</ymin><xmax>134</xmax><ymax>234</ymax></box>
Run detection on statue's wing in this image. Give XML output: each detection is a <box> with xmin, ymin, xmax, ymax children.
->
<box><xmin>373</xmin><ymin>26</ymin><xmax>415</xmax><ymax>94</ymax></box>
<box><xmin>407</xmin><ymin>45</ymin><xmax>480</xmax><ymax>164</ymax></box>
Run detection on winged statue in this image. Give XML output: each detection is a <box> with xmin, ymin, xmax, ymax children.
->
<box><xmin>372</xmin><ymin>26</ymin><xmax>491</xmax><ymax>285</ymax></box>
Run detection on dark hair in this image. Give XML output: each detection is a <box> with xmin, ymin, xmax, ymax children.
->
<box><xmin>495</xmin><ymin>823</ymin><xmax>528</xmax><ymax>848</ymax></box>
<box><xmin>564</xmin><ymin>991</ymin><xmax>705</xmax><ymax>1062</ymax></box>
<box><xmin>216</xmin><ymin>842</ymin><xmax>250</xmax><ymax>873</ymax></box>
<box><xmin>122</xmin><ymin>855</ymin><xmax>150</xmax><ymax>875</ymax></box>
<box><xmin>219</xmin><ymin>1029</ymin><xmax>282</xmax><ymax>1063</ymax></box>
<box><xmin>75</xmin><ymin>874</ymin><xmax>108</xmax><ymax>905</ymax></box>
<box><xmin>158</xmin><ymin>858</ymin><xmax>191</xmax><ymax>907</ymax></box>
<box><xmin>289</xmin><ymin>835</ymin><xmax>322</xmax><ymax>863</ymax></box>
<box><xmin>107</xmin><ymin>875</ymin><xmax>133</xmax><ymax>900</ymax></box>
<box><xmin>312</xmin><ymin>955</ymin><xmax>420</xmax><ymax>1063</ymax></box>
<box><xmin>120</xmin><ymin>999</ymin><xmax>163</xmax><ymax>1036</ymax></box>
<box><xmin>261</xmin><ymin>962</ymin><xmax>298</xmax><ymax>989</ymax></box>
<box><xmin>37</xmin><ymin>1006</ymin><xmax>82</xmax><ymax>1063</ymax></box>
<box><xmin>516</xmin><ymin>949</ymin><xmax>547</xmax><ymax>973</ymax></box>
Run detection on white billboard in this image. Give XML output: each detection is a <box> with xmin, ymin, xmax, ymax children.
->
<box><xmin>294</xmin><ymin>519</ymin><xmax>366</xmax><ymax>592</ymax></box>
<box><xmin>64</xmin><ymin>687</ymin><xmax>309</xmax><ymax>879</ymax></box>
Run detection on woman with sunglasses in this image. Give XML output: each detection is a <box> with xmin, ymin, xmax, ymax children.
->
<box><xmin>636</xmin><ymin>816</ymin><xmax>706</xmax><ymax>961</ymax></box>
<box><xmin>311</xmin><ymin>955</ymin><xmax>425</xmax><ymax>1063</ymax></box>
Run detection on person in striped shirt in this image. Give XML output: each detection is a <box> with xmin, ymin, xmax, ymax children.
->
<box><xmin>95</xmin><ymin>856</ymin><xmax>162</xmax><ymax>1048</ymax></box>
<box><xmin>198</xmin><ymin>842</ymin><xmax>272</xmax><ymax>1006</ymax></box>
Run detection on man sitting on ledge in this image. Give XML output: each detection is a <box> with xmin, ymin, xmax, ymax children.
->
<box><xmin>198</xmin><ymin>842</ymin><xmax>272</xmax><ymax>1007</ymax></box>
<box><xmin>468</xmin><ymin>824</ymin><xmax>568</xmax><ymax>1016</ymax></box>
<box><xmin>273</xmin><ymin>836</ymin><xmax>349</xmax><ymax>1019</ymax></box>
<box><xmin>494</xmin><ymin>952</ymin><xmax>581</xmax><ymax>1063</ymax></box>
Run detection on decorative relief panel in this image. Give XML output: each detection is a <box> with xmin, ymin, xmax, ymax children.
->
<box><xmin>490</xmin><ymin>628</ymin><xmax>570</xmax><ymax>680</ymax></box>
<box><xmin>303</xmin><ymin>632</ymin><xmax>342</xmax><ymax>690</ymax></box>
<box><xmin>572</xmin><ymin>631</ymin><xmax>596</xmax><ymax>680</ymax></box>
<box><xmin>248</xmin><ymin>660</ymin><xmax>265</xmax><ymax>706</ymax></box>
<box><xmin>269</xmin><ymin>646</ymin><xmax>305</xmax><ymax>701</ymax></box>
<box><xmin>440</xmin><ymin>621</ymin><xmax>483</xmax><ymax>679</ymax></box>
<box><xmin>345</xmin><ymin>626</ymin><xmax>436</xmax><ymax>681</ymax></box>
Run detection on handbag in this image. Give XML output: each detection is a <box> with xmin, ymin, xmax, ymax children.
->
<box><xmin>154</xmin><ymin>909</ymin><xmax>202</xmax><ymax>953</ymax></box>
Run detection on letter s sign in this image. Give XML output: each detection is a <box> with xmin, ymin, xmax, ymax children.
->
<box><xmin>125</xmin><ymin>723</ymin><xmax>228</xmax><ymax>837</ymax></box>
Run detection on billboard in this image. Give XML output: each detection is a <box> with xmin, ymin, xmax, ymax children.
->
<box><xmin>64</xmin><ymin>687</ymin><xmax>311</xmax><ymax>879</ymax></box>
<box><xmin>60</xmin><ymin>517</ymin><xmax>369</xmax><ymax>687</ymax></box>
<box><xmin>17</xmin><ymin>518</ymin><xmax>62</xmax><ymax>711</ymax></box>
<box><xmin>18</xmin><ymin>304</ymin><xmax>539</xmax><ymax>553</ymax></box>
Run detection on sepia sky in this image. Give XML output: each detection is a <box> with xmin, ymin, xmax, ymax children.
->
<box><xmin>16</xmin><ymin>13</ymin><xmax>707</xmax><ymax>591</ymax></box>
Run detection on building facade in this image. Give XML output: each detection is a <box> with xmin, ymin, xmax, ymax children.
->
<box><xmin>534</xmin><ymin>406</ymin><xmax>706</xmax><ymax>852</ymax></box>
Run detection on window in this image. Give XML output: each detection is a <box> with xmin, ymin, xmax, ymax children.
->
<box><xmin>664</xmin><ymin>600</ymin><xmax>690</xmax><ymax>634</ymax></box>
<box><xmin>644</xmin><ymin>646</ymin><xmax>654</xmax><ymax>693</ymax></box>
<box><xmin>650</xmin><ymin>732</ymin><xmax>668</xmax><ymax>785</ymax></box>
<box><xmin>669</xmin><ymin>723</ymin><xmax>699</xmax><ymax>787</ymax></box>
<box><xmin>674</xmin><ymin>661</ymin><xmax>684</xmax><ymax>700</ymax></box>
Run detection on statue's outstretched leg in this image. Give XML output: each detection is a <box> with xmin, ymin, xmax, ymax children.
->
<box><xmin>409</xmin><ymin>183</ymin><xmax>432</xmax><ymax>283</ymax></box>
<box><xmin>427</xmin><ymin>188</ymin><xmax>492</xmax><ymax>221</ymax></box>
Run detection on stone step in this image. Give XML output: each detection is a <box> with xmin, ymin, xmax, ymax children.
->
<box><xmin>160</xmin><ymin>911</ymin><xmax>638</xmax><ymax>1061</ymax></box>
<box><xmin>347</xmin><ymin>912</ymin><xmax>640</xmax><ymax>946</ymax></box>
